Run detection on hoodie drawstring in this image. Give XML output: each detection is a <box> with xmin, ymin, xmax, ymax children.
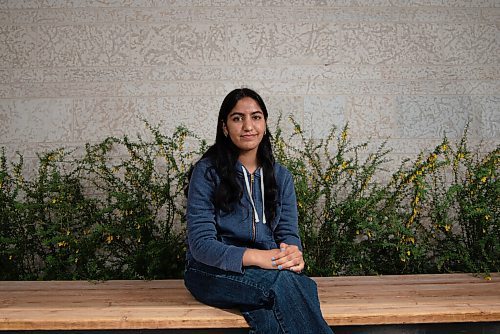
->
<box><xmin>241</xmin><ymin>166</ymin><xmax>266</xmax><ymax>224</ymax></box>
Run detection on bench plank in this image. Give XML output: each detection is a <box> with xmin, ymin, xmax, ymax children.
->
<box><xmin>0</xmin><ymin>273</ymin><xmax>499</xmax><ymax>330</ymax></box>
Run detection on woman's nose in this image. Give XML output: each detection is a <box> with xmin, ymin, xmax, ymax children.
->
<box><xmin>243</xmin><ymin>118</ymin><xmax>253</xmax><ymax>130</ymax></box>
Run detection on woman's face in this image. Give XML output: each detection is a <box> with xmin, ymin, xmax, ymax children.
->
<box><xmin>223</xmin><ymin>97</ymin><xmax>267</xmax><ymax>155</ymax></box>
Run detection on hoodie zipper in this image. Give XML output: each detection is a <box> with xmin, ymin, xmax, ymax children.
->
<box><xmin>250</xmin><ymin>173</ymin><xmax>256</xmax><ymax>242</ymax></box>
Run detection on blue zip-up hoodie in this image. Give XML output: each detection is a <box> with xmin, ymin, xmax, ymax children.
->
<box><xmin>186</xmin><ymin>157</ymin><xmax>302</xmax><ymax>274</ymax></box>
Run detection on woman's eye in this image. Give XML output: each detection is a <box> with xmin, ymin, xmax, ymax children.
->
<box><xmin>253</xmin><ymin>115</ymin><xmax>262</xmax><ymax>120</ymax></box>
<box><xmin>232</xmin><ymin>116</ymin><xmax>242</xmax><ymax>122</ymax></box>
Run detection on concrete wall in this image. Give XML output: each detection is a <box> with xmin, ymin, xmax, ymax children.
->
<box><xmin>1</xmin><ymin>1</ymin><xmax>499</xmax><ymax>167</ymax></box>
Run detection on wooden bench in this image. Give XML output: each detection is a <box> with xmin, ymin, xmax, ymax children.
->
<box><xmin>0</xmin><ymin>273</ymin><xmax>499</xmax><ymax>331</ymax></box>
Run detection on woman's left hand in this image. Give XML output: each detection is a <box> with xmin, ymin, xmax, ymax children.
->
<box><xmin>271</xmin><ymin>242</ymin><xmax>304</xmax><ymax>273</ymax></box>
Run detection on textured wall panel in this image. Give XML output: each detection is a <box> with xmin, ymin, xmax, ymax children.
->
<box><xmin>396</xmin><ymin>96</ymin><xmax>479</xmax><ymax>139</ymax></box>
<box><xmin>0</xmin><ymin>25</ymin><xmax>38</xmax><ymax>68</ymax></box>
<box><xmin>12</xmin><ymin>67</ymin><xmax>149</xmax><ymax>83</ymax></box>
<box><xmin>37</xmin><ymin>24</ymin><xmax>131</xmax><ymax>67</ymax></box>
<box><xmin>265</xmin><ymin>95</ymin><xmax>305</xmax><ymax>137</ymax></box>
<box><xmin>0</xmin><ymin>99</ymin><xmax>73</xmax><ymax>142</ymax></box>
<box><xmin>0</xmin><ymin>1</ymin><xmax>498</xmax><ymax>165</ymax></box>
<box><xmin>73</xmin><ymin>98</ymin><xmax>146</xmax><ymax>142</ymax></box>
<box><xmin>227</xmin><ymin>23</ymin><xmax>499</xmax><ymax>66</ymax></box>
<box><xmin>304</xmin><ymin>95</ymin><xmax>346</xmax><ymax>139</ymax></box>
<box><xmin>347</xmin><ymin>96</ymin><xmax>397</xmax><ymax>139</ymax></box>
<box><xmin>0</xmin><ymin>69</ymin><xmax>11</xmax><ymax>84</ymax></box>
<box><xmin>5</xmin><ymin>8</ymin><xmax>98</xmax><ymax>24</ymax></box>
<box><xmin>129</xmin><ymin>23</ymin><xmax>226</xmax><ymax>66</ymax></box>
<box><xmin>476</xmin><ymin>96</ymin><xmax>500</xmax><ymax>139</ymax></box>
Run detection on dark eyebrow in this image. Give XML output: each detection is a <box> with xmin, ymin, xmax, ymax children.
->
<box><xmin>228</xmin><ymin>112</ymin><xmax>244</xmax><ymax>117</ymax></box>
<box><xmin>228</xmin><ymin>111</ymin><xmax>263</xmax><ymax>117</ymax></box>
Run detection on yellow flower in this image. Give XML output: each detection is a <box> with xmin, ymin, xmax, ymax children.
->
<box><xmin>57</xmin><ymin>241</ymin><xmax>68</xmax><ymax>247</ymax></box>
<box><xmin>341</xmin><ymin>161</ymin><xmax>348</xmax><ymax>170</ymax></box>
<box><xmin>407</xmin><ymin>237</ymin><xmax>415</xmax><ymax>244</ymax></box>
<box><xmin>485</xmin><ymin>215</ymin><xmax>491</xmax><ymax>221</ymax></box>
<box><xmin>52</xmin><ymin>198</ymin><xmax>57</xmax><ymax>204</ymax></box>
<box><xmin>444</xmin><ymin>224</ymin><xmax>451</xmax><ymax>232</ymax></box>
<box><xmin>408</xmin><ymin>216</ymin><xmax>415</xmax><ymax>226</ymax></box>
<box><xmin>480</xmin><ymin>176</ymin><xmax>487</xmax><ymax>183</ymax></box>
<box><xmin>341</xmin><ymin>129</ymin><xmax>348</xmax><ymax>141</ymax></box>
<box><xmin>9</xmin><ymin>255</ymin><xmax>12</xmax><ymax>260</ymax></box>
<box><xmin>407</xmin><ymin>250</ymin><xmax>411</xmax><ymax>256</ymax></box>
<box><xmin>441</xmin><ymin>144</ymin><xmax>448</xmax><ymax>152</ymax></box>
<box><xmin>106</xmin><ymin>235</ymin><xmax>114</xmax><ymax>244</ymax></box>
<box><xmin>484</xmin><ymin>276</ymin><xmax>492</xmax><ymax>281</ymax></box>
<box><xmin>457</xmin><ymin>152</ymin><xmax>465</xmax><ymax>160</ymax></box>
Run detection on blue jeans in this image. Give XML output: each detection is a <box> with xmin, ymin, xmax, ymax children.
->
<box><xmin>184</xmin><ymin>259</ymin><xmax>333</xmax><ymax>334</ymax></box>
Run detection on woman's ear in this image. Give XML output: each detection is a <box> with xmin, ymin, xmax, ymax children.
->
<box><xmin>222</xmin><ymin>122</ymin><xmax>228</xmax><ymax>137</ymax></box>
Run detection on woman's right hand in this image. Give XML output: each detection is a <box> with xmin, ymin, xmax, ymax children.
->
<box><xmin>271</xmin><ymin>243</ymin><xmax>304</xmax><ymax>273</ymax></box>
<box><xmin>242</xmin><ymin>248</ymin><xmax>284</xmax><ymax>270</ymax></box>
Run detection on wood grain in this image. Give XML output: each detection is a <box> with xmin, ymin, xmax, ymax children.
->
<box><xmin>0</xmin><ymin>273</ymin><xmax>499</xmax><ymax>330</ymax></box>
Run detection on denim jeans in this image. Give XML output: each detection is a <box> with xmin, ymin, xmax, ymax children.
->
<box><xmin>184</xmin><ymin>259</ymin><xmax>333</xmax><ymax>334</ymax></box>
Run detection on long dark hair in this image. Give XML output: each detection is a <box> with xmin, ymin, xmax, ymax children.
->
<box><xmin>187</xmin><ymin>88</ymin><xmax>278</xmax><ymax>221</ymax></box>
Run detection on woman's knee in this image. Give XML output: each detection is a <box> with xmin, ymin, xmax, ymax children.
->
<box><xmin>273</xmin><ymin>271</ymin><xmax>318</xmax><ymax>296</ymax></box>
<box><xmin>185</xmin><ymin>267</ymin><xmax>273</xmax><ymax>309</ymax></box>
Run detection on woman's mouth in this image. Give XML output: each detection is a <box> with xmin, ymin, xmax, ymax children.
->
<box><xmin>241</xmin><ymin>134</ymin><xmax>257</xmax><ymax>139</ymax></box>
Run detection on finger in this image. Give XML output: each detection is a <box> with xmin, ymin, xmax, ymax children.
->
<box><xmin>289</xmin><ymin>258</ymin><xmax>305</xmax><ymax>272</ymax></box>
<box><xmin>283</xmin><ymin>244</ymin><xmax>299</xmax><ymax>254</ymax></box>
<box><xmin>272</xmin><ymin>244</ymin><xmax>291</xmax><ymax>261</ymax></box>
<box><xmin>279</xmin><ymin>256</ymin><xmax>303</xmax><ymax>270</ymax></box>
<box><xmin>276</xmin><ymin>244</ymin><xmax>300</xmax><ymax>257</ymax></box>
<box><xmin>275</xmin><ymin>249</ymin><xmax>302</xmax><ymax>264</ymax></box>
<box><xmin>290</xmin><ymin>262</ymin><xmax>304</xmax><ymax>273</ymax></box>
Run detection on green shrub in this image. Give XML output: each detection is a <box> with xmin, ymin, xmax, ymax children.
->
<box><xmin>0</xmin><ymin>119</ymin><xmax>497</xmax><ymax>280</ymax></box>
<box><xmin>0</xmin><ymin>125</ymin><xmax>206</xmax><ymax>280</ymax></box>
<box><xmin>273</xmin><ymin>117</ymin><xmax>499</xmax><ymax>276</ymax></box>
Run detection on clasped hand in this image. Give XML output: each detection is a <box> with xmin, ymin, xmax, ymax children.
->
<box><xmin>242</xmin><ymin>243</ymin><xmax>304</xmax><ymax>272</ymax></box>
<box><xmin>270</xmin><ymin>242</ymin><xmax>304</xmax><ymax>273</ymax></box>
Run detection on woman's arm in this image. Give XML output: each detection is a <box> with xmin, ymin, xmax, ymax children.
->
<box><xmin>187</xmin><ymin>161</ymin><xmax>247</xmax><ymax>273</ymax></box>
<box><xmin>242</xmin><ymin>248</ymin><xmax>282</xmax><ymax>269</ymax></box>
<box><xmin>271</xmin><ymin>167</ymin><xmax>305</xmax><ymax>272</ymax></box>
<box><xmin>273</xmin><ymin>167</ymin><xmax>302</xmax><ymax>249</ymax></box>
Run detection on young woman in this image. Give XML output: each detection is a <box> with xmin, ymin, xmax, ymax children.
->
<box><xmin>184</xmin><ymin>88</ymin><xmax>333</xmax><ymax>334</ymax></box>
